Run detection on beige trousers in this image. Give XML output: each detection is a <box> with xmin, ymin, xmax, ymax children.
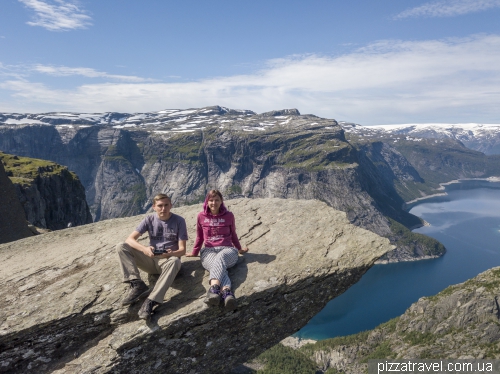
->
<box><xmin>116</xmin><ymin>242</ymin><xmax>181</xmax><ymax>303</ymax></box>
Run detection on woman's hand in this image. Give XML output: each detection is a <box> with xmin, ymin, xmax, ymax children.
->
<box><xmin>238</xmin><ymin>247</ymin><xmax>249</xmax><ymax>254</ymax></box>
<box><xmin>185</xmin><ymin>252</ymin><xmax>198</xmax><ymax>257</ymax></box>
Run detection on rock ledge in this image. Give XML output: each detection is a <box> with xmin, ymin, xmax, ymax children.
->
<box><xmin>0</xmin><ymin>198</ymin><xmax>393</xmax><ymax>373</ymax></box>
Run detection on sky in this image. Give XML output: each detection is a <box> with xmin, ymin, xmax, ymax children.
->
<box><xmin>1</xmin><ymin>0</ymin><xmax>500</xmax><ymax>125</ymax></box>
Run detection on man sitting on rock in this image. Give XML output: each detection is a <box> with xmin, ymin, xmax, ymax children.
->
<box><xmin>116</xmin><ymin>193</ymin><xmax>188</xmax><ymax>320</ymax></box>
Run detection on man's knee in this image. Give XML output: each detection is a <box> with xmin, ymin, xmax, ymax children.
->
<box><xmin>116</xmin><ymin>242</ymin><xmax>127</xmax><ymax>254</ymax></box>
<box><xmin>163</xmin><ymin>256</ymin><xmax>182</xmax><ymax>272</ymax></box>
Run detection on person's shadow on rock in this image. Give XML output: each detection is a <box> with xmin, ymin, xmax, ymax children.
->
<box><xmin>123</xmin><ymin>258</ymin><xmax>207</xmax><ymax>326</ymax></box>
<box><xmin>229</xmin><ymin>253</ymin><xmax>276</xmax><ymax>293</ymax></box>
<box><xmin>145</xmin><ymin>253</ymin><xmax>276</xmax><ymax>324</ymax></box>
<box><xmin>242</xmin><ymin>253</ymin><xmax>276</xmax><ymax>265</ymax></box>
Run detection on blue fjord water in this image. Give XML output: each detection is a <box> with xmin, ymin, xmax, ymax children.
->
<box><xmin>296</xmin><ymin>180</ymin><xmax>500</xmax><ymax>340</ymax></box>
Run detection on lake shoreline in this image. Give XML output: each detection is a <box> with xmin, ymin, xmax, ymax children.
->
<box><xmin>403</xmin><ymin>177</ymin><xmax>500</xmax><ymax>209</ymax></box>
<box><xmin>297</xmin><ymin>185</ymin><xmax>500</xmax><ymax>341</ymax></box>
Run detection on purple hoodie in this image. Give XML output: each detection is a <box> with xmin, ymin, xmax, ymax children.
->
<box><xmin>191</xmin><ymin>194</ymin><xmax>242</xmax><ymax>256</ymax></box>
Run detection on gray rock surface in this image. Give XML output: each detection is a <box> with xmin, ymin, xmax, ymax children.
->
<box><xmin>0</xmin><ymin>198</ymin><xmax>393</xmax><ymax>373</ymax></box>
<box><xmin>0</xmin><ymin>162</ymin><xmax>33</xmax><ymax>244</ymax></box>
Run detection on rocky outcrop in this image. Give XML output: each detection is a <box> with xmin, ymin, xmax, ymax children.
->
<box><xmin>260</xmin><ymin>266</ymin><xmax>500</xmax><ymax>373</ymax></box>
<box><xmin>0</xmin><ymin>126</ymin><xmax>144</xmax><ymax>222</ymax></box>
<box><xmin>0</xmin><ymin>152</ymin><xmax>92</xmax><ymax>230</ymax></box>
<box><xmin>0</xmin><ymin>198</ymin><xmax>393</xmax><ymax>373</ymax></box>
<box><xmin>0</xmin><ymin>162</ymin><xmax>33</xmax><ymax>244</ymax></box>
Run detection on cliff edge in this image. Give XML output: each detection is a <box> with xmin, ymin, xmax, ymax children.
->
<box><xmin>0</xmin><ymin>161</ymin><xmax>33</xmax><ymax>244</ymax></box>
<box><xmin>0</xmin><ymin>198</ymin><xmax>393</xmax><ymax>373</ymax></box>
<box><xmin>0</xmin><ymin>152</ymin><xmax>93</xmax><ymax>230</ymax></box>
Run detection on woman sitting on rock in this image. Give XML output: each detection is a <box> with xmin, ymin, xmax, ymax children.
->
<box><xmin>186</xmin><ymin>189</ymin><xmax>248</xmax><ymax>310</ymax></box>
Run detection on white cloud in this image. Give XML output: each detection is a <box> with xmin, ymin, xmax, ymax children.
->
<box><xmin>32</xmin><ymin>65</ymin><xmax>153</xmax><ymax>82</ymax></box>
<box><xmin>395</xmin><ymin>0</ymin><xmax>500</xmax><ymax>19</ymax></box>
<box><xmin>0</xmin><ymin>63</ymin><xmax>27</xmax><ymax>80</ymax></box>
<box><xmin>18</xmin><ymin>0</ymin><xmax>91</xmax><ymax>31</ymax></box>
<box><xmin>1</xmin><ymin>34</ymin><xmax>500</xmax><ymax>125</ymax></box>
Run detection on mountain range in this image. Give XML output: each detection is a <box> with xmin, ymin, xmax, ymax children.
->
<box><xmin>1</xmin><ymin>106</ymin><xmax>499</xmax><ymax>262</ymax></box>
<box><xmin>342</xmin><ymin>122</ymin><xmax>500</xmax><ymax>155</ymax></box>
<box><xmin>2</xmin><ymin>109</ymin><xmax>500</xmax><ymax>155</ymax></box>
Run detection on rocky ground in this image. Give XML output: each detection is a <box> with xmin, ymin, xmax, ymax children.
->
<box><xmin>0</xmin><ymin>198</ymin><xmax>393</xmax><ymax>374</ymax></box>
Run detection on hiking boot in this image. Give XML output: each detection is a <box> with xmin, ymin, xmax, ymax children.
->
<box><xmin>203</xmin><ymin>284</ymin><xmax>221</xmax><ymax>306</ymax></box>
<box><xmin>138</xmin><ymin>298</ymin><xmax>160</xmax><ymax>320</ymax></box>
<box><xmin>221</xmin><ymin>288</ymin><xmax>237</xmax><ymax>311</ymax></box>
<box><xmin>121</xmin><ymin>279</ymin><xmax>150</xmax><ymax>306</ymax></box>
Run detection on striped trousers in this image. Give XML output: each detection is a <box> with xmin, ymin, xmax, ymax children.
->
<box><xmin>200</xmin><ymin>246</ymin><xmax>239</xmax><ymax>289</ymax></box>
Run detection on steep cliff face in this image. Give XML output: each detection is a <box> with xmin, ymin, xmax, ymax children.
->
<box><xmin>0</xmin><ymin>198</ymin><xmax>393</xmax><ymax>374</ymax></box>
<box><xmin>0</xmin><ymin>162</ymin><xmax>33</xmax><ymax>244</ymax></box>
<box><xmin>0</xmin><ymin>126</ymin><xmax>144</xmax><ymax>221</ymax></box>
<box><xmin>0</xmin><ymin>152</ymin><xmax>92</xmax><ymax>230</ymax></box>
<box><xmin>140</xmin><ymin>124</ymin><xmax>394</xmax><ymax>237</ymax></box>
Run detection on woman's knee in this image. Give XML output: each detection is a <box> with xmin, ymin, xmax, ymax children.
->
<box><xmin>221</xmin><ymin>249</ymin><xmax>239</xmax><ymax>267</ymax></box>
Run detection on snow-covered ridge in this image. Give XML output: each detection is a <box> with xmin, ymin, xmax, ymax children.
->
<box><xmin>0</xmin><ymin>106</ymin><xmax>338</xmax><ymax>135</ymax></box>
<box><xmin>369</xmin><ymin>123</ymin><xmax>500</xmax><ymax>136</ymax></box>
<box><xmin>340</xmin><ymin>122</ymin><xmax>500</xmax><ymax>155</ymax></box>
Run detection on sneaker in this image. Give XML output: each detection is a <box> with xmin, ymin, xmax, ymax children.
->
<box><xmin>203</xmin><ymin>284</ymin><xmax>221</xmax><ymax>306</ymax></box>
<box><xmin>121</xmin><ymin>279</ymin><xmax>151</xmax><ymax>306</ymax></box>
<box><xmin>138</xmin><ymin>298</ymin><xmax>159</xmax><ymax>320</ymax></box>
<box><xmin>221</xmin><ymin>288</ymin><xmax>237</xmax><ymax>311</ymax></box>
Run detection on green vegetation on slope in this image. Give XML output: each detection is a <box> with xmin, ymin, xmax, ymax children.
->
<box><xmin>392</xmin><ymin>180</ymin><xmax>437</xmax><ymax>203</ymax></box>
<box><xmin>0</xmin><ymin>151</ymin><xmax>77</xmax><ymax>186</ymax></box>
<box><xmin>103</xmin><ymin>148</ymin><xmax>128</xmax><ymax>163</ymax></box>
<box><xmin>255</xmin><ymin>344</ymin><xmax>318</xmax><ymax>374</ymax></box>
<box><xmin>252</xmin><ymin>319</ymin><xmax>400</xmax><ymax>373</ymax></box>
<box><xmin>388</xmin><ymin>218</ymin><xmax>445</xmax><ymax>257</ymax></box>
<box><xmin>125</xmin><ymin>182</ymin><xmax>147</xmax><ymax>216</ymax></box>
<box><xmin>144</xmin><ymin>132</ymin><xmax>203</xmax><ymax>165</ymax></box>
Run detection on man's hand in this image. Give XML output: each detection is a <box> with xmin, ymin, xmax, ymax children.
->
<box><xmin>238</xmin><ymin>247</ymin><xmax>249</xmax><ymax>254</ymax></box>
<box><xmin>143</xmin><ymin>246</ymin><xmax>155</xmax><ymax>258</ymax></box>
<box><xmin>154</xmin><ymin>248</ymin><xmax>173</xmax><ymax>259</ymax></box>
<box><xmin>156</xmin><ymin>241</ymin><xmax>186</xmax><ymax>259</ymax></box>
<box><xmin>126</xmin><ymin>231</ymin><xmax>157</xmax><ymax>258</ymax></box>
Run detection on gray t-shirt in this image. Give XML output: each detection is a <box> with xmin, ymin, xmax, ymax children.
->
<box><xmin>136</xmin><ymin>213</ymin><xmax>188</xmax><ymax>251</ymax></box>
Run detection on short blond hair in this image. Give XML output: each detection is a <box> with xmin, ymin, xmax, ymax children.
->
<box><xmin>152</xmin><ymin>193</ymin><xmax>171</xmax><ymax>205</ymax></box>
